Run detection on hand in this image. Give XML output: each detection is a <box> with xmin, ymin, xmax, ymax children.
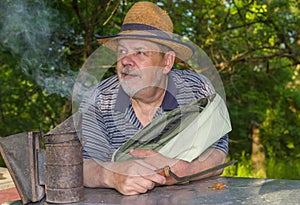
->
<box><xmin>103</xmin><ymin>159</ymin><xmax>166</xmax><ymax>195</ymax></box>
<box><xmin>129</xmin><ymin>149</ymin><xmax>190</xmax><ymax>185</ymax></box>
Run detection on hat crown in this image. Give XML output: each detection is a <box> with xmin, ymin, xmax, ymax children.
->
<box><xmin>96</xmin><ymin>2</ymin><xmax>194</xmax><ymax>61</ymax></box>
<box><xmin>122</xmin><ymin>2</ymin><xmax>173</xmax><ymax>34</ymax></box>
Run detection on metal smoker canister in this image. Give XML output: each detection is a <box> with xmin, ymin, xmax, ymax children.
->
<box><xmin>44</xmin><ymin>132</ymin><xmax>84</xmax><ymax>203</ymax></box>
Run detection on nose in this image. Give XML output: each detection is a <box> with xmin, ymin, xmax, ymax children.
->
<box><xmin>119</xmin><ymin>53</ymin><xmax>135</xmax><ymax>67</ymax></box>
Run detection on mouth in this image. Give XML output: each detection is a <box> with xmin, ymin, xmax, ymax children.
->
<box><xmin>120</xmin><ymin>68</ymin><xmax>140</xmax><ymax>80</ymax></box>
<box><xmin>121</xmin><ymin>73</ymin><xmax>139</xmax><ymax>79</ymax></box>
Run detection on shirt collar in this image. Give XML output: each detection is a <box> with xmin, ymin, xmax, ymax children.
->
<box><xmin>161</xmin><ymin>74</ymin><xmax>179</xmax><ymax>111</ymax></box>
<box><xmin>114</xmin><ymin>85</ymin><xmax>131</xmax><ymax>113</ymax></box>
<box><xmin>114</xmin><ymin>71</ymin><xmax>179</xmax><ymax>112</ymax></box>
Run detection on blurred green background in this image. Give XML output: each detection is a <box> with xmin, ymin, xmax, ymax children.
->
<box><xmin>0</xmin><ymin>0</ymin><xmax>299</xmax><ymax>179</ymax></box>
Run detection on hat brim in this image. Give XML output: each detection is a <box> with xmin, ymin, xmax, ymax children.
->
<box><xmin>95</xmin><ymin>32</ymin><xmax>194</xmax><ymax>62</ymax></box>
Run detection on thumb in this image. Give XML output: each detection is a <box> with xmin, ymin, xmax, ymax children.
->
<box><xmin>130</xmin><ymin>149</ymin><xmax>157</xmax><ymax>158</ymax></box>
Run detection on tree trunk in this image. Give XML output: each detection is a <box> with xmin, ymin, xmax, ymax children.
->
<box><xmin>251</xmin><ymin>122</ymin><xmax>267</xmax><ymax>178</ymax></box>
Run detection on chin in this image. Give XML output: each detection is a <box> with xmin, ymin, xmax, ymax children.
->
<box><xmin>121</xmin><ymin>85</ymin><xmax>138</xmax><ymax>97</ymax></box>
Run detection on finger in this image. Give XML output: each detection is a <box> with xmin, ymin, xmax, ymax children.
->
<box><xmin>143</xmin><ymin>172</ymin><xmax>166</xmax><ymax>185</ymax></box>
<box><xmin>136</xmin><ymin>179</ymin><xmax>156</xmax><ymax>191</ymax></box>
<box><xmin>122</xmin><ymin>178</ymin><xmax>156</xmax><ymax>195</ymax></box>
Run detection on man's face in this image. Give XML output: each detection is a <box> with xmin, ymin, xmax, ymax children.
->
<box><xmin>116</xmin><ymin>39</ymin><xmax>170</xmax><ymax>97</ymax></box>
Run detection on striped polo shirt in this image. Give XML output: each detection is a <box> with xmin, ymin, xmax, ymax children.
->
<box><xmin>81</xmin><ymin>69</ymin><xmax>228</xmax><ymax>162</ymax></box>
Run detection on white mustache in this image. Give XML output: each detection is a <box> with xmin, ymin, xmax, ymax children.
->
<box><xmin>120</xmin><ymin>67</ymin><xmax>139</xmax><ymax>76</ymax></box>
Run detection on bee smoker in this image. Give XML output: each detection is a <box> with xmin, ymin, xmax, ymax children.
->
<box><xmin>44</xmin><ymin>132</ymin><xmax>83</xmax><ymax>203</ymax></box>
<box><xmin>0</xmin><ymin>114</ymin><xmax>84</xmax><ymax>204</ymax></box>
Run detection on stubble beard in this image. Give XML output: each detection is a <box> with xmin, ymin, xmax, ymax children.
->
<box><xmin>120</xmin><ymin>79</ymin><xmax>140</xmax><ymax>97</ymax></box>
<box><xmin>119</xmin><ymin>66</ymin><xmax>165</xmax><ymax>98</ymax></box>
<box><xmin>120</xmin><ymin>75</ymin><xmax>164</xmax><ymax>98</ymax></box>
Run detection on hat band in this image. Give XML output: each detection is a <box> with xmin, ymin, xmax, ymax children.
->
<box><xmin>121</xmin><ymin>23</ymin><xmax>171</xmax><ymax>39</ymax></box>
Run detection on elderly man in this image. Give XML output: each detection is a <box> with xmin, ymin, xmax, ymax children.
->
<box><xmin>81</xmin><ymin>1</ymin><xmax>229</xmax><ymax>195</ymax></box>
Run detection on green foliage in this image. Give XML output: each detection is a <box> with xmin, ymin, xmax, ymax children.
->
<box><xmin>0</xmin><ymin>0</ymin><xmax>299</xmax><ymax>181</ymax></box>
<box><xmin>266</xmin><ymin>158</ymin><xmax>300</xmax><ymax>180</ymax></box>
<box><xmin>0</xmin><ymin>53</ymin><xmax>66</xmax><ymax>137</ymax></box>
<box><xmin>224</xmin><ymin>151</ymin><xmax>253</xmax><ymax>178</ymax></box>
<box><xmin>0</xmin><ymin>157</ymin><xmax>5</xmax><ymax>167</ymax></box>
<box><xmin>223</xmin><ymin>154</ymin><xmax>300</xmax><ymax>180</ymax></box>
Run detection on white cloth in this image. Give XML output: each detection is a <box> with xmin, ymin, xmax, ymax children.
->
<box><xmin>112</xmin><ymin>94</ymin><xmax>231</xmax><ymax>162</ymax></box>
<box><xmin>158</xmin><ymin>93</ymin><xmax>231</xmax><ymax>162</ymax></box>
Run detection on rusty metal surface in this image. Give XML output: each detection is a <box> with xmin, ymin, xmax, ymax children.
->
<box><xmin>0</xmin><ymin>113</ymin><xmax>84</xmax><ymax>204</ymax></box>
<box><xmin>0</xmin><ymin>132</ymin><xmax>45</xmax><ymax>204</ymax></box>
<box><xmin>44</xmin><ymin>133</ymin><xmax>83</xmax><ymax>203</ymax></box>
<box><xmin>37</xmin><ymin>150</ymin><xmax>45</xmax><ymax>186</ymax></box>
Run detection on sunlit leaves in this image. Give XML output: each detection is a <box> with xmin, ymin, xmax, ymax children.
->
<box><xmin>158</xmin><ymin>0</ymin><xmax>300</xmax><ymax>168</ymax></box>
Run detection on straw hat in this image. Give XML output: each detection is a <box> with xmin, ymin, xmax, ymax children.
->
<box><xmin>95</xmin><ymin>1</ymin><xmax>194</xmax><ymax>61</ymax></box>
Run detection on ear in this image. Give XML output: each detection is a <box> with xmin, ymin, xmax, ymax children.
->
<box><xmin>163</xmin><ymin>51</ymin><xmax>175</xmax><ymax>74</ymax></box>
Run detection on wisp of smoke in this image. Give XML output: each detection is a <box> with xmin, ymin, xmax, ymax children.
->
<box><xmin>0</xmin><ymin>0</ymin><xmax>78</xmax><ymax>98</ymax></box>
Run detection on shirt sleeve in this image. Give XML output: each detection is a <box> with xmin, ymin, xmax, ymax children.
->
<box><xmin>80</xmin><ymin>88</ymin><xmax>115</xmax><ymax>162</ymax></box>
<box><xmin>211</xmin><ymin>134</ymin><xmax>229</xmax><ymax>155</ymax></box>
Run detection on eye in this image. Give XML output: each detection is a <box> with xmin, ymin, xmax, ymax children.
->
<box><xmin>118</xmin><ymin>48</ymin><xmax>127</xmax><ymax>56</ymax></box>
<box><xmin>136</xmin><ymin>51</ymin><xmax>146</xmax><ymax>56</ymax></box>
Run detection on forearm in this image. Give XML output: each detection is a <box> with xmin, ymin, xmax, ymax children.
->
<box><xmin>83</xmin><ymin>157</ymin><xmax>167</xmax><ymax>195</ymax></box>
<box><xmin>189</xmin><ymin>148</ymin><xmax>226</xmax><ymax>178</ymax></box>
<box><xmin>83</xmin><ymin>158</ymin><xmax>111</xmax><ymax>188</ymax></box>
<box><xmin>166</xmin><ymin>148</ymin><xmax>226</xmax><ymax>184</ymax></box>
